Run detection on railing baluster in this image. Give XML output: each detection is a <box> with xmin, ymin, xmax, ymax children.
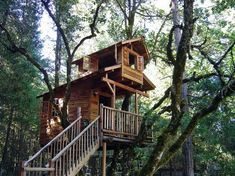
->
<box><xmin>100</xmin><ymin>106</ymin><xmax>146</xmax><ymax>140</ymax></box>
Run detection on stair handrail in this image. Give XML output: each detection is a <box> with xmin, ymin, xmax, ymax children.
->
<box><xmin>52</xmin><ymin>116</ymin><xmax>100</xmax><ymax>162</ymax></box>
<box><xmin>24</xmin><ymin>115</ymin><xmax>82</xmax><ymax>167</ymax></box>
<box><xmin>51</xmin><ymin>116</ymin><xmax>100</xmax><ymax>176</ymax></box>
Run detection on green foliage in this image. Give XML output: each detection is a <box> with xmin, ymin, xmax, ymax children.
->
<box><xmin>0</xmin><ymin>0</ymin><xmax>44</xmax><ymax>175</ymax></box>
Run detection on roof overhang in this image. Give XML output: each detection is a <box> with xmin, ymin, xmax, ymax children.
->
<box><xmin>72</xmin><ymin>36</ymin><xmax>150</xmax><ymax>65</ymax></box>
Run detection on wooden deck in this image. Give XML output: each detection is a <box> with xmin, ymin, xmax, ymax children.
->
<box><xmin>20</xmin><ymin>105</ymin><xmax>152</xmax><ymax>176</ymax></box>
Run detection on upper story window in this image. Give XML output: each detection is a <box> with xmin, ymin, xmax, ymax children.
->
<box><xmin>123</xmin><ymin>47</ymin><xmax>144</xmax><ymax>72</ymax></box>
<box><xmin>129</xmin><ymin>53</ymin><xmax>137</xmax><ymax>69</ymax></box>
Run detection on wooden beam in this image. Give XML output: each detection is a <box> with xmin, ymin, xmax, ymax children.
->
<box><xmin>103</xmin><ymin>64</ymin><xmax>121</xmax><ymax>72</ymax></box>
<box><xmin>124</xmin><ymin>47</ymin><xmax>140</xmax><ymax>57</ymax></box>
<box><xmin>135</xmin><ymin>92</ymin><xmax>138</xmax><ymax>114</ymax></box>
<box><xmin>115</xmin><ymin>44</ymin><xmax>117</xmax><ymax>63</ymax></box>
<box><xmin>102</xmin><ymin>142</ymin><xmax>107</xmax><ymax>176</ymax></box>
<box><xmin>102</xmin><ymin>77</ymin><xmax>149</xmax><ymax>97</ymax></box>
<box><xmin>106</xmin><ymin>81</ymin><xmax>115</xmax><ymax>94</ymax></box>
<box><xmin>103</xmin><ymin>129</ymin><xmax>137</xmax><ymax>137</ymax></box>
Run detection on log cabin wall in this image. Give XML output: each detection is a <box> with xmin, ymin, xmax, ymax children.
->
<box><xmin>39</xmin><ymin>99</ymin><xmax>50</xmax><ymax>145</ymax></box>
<box><xmin>68</xmin><ymin>86</ymin><xmax>91</xmax><ymax>122</ymax></box>
<box><xmin>89</xmin><ymin>90</ymin><xmax>99</xmax><ymax>121</ymax></box>
<box><xmin>39</xmin><ymin>80</ymin><xmax>94</xmax><ymax>145</ymax></box>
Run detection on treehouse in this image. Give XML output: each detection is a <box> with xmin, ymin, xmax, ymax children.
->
<box><xmin>21</xmin><ymin>37</ymin><xmax>155</xmax><ymax>176</ymax></box>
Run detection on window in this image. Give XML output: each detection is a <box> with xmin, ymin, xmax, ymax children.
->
<box><xmin>129</xmin><ymin>53</ymin><xmax>137</xmax><ymax>69</ymax></box>
<box><xmin>51</xmin><ymin>98</ymin><xmax>63</xmax><ymax>117</ymax></box>
<box><xmin>83</xmin><ymin>56</ymin><xmax>90</xmax><ymax>71</ymax></box>
<box><xmin>123</xmin><ymin>47</ymin><xmax>144</xmax><ymax>71</ymax></box>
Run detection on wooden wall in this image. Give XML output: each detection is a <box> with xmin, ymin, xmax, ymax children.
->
<box><xmin>68</xmin><ymin>87</ymin><xmax>91</xmax><ymax>122</ymax></box>
<box><xmin>89</xmin><ymin>90</ymin><xmax>99</xmax><ymax>121</ymax></box>
<box><xmin>39</xmin><ymin>81</ymin><xmax>101</xmax><ymax>145</ymax></box>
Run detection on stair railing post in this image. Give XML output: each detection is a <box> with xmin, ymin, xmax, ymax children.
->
<box><xmin>49</xmin><ymin>160</ymin><xmax>55</xmax><ymax>176</ymax></box>
<box><xmin>77</xmin><ymin>107</ymin><xmax>81</xmax><ymax>133</ymax></box>
<box><xmin>100</xmin><ymin>104</ymin><xmax>104</xmax><ymax>142</ymax></box>
<box><xmin>18</xmin><ymin>161</ymin><xmax>25</xmax><ymax>176</ymax></box>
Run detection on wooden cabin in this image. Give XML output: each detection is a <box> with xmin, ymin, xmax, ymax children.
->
<box><xmin>21</xmin><ymin>37</ymin><xmax>155</xmax><ymax>176</ymax></box>
<box><xmin>39</xmin><ymin>37</ymin><xmax>155</xmax><ymax>146</ymax></box>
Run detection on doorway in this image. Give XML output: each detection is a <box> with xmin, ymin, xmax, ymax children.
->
<box><xmin>99</xmin><ymin>95</ymin><xmax>111</xmax><ymax>107</ymax></box>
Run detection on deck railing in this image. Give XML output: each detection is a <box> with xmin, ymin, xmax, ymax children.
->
<box><xmin>21</xmin><ymin>109</ymin><xmax>82</xmax><ymax>176</ymax></box>
<box><xmin>21</xmin><ymin>105</ymin><xmax>152</xmax><ymax>176</ymax></box>
<box><xmin>51</xmin><ymin>116</ymin><xmax>100</xmax><ymax>176</ymax></box>
<box><xmin>101</xmin><ymin>105</ymin><xmax>142</xmax><ymax>139</ymax></box>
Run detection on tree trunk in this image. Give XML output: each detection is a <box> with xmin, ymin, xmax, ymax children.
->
<box><xmin>182</xmin><ymin>135</ymin><xmax>194</xmax><ymax>176</ymax></box>
<box><xmin>54</xmin><ymin>1</ymin><xmax>62</xmax><ymax>87</ymax></box>
<box><xmin>171</xmin><ymin>0</ymin><xmax>194</xmax><ymax>175</ymax></box>
<box><xmin>55</xmin><ymin>28</ymin><xmax>62</xmax><ymax>87</ymax></box>
<box><xmin>0</xmin><ymin>107</ymin><xmax>14</xmax><ymax>173</ymax></box>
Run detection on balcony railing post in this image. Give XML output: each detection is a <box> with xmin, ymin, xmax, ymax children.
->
<box><xmin>100</xmin><ymin>104</ymin><xmax>104</xmax><ymax>142</ymax></box>
<box><xmin>136</xmin><ymin>115</ymin><xmax>139</xmax><ymax>135</ymax></box>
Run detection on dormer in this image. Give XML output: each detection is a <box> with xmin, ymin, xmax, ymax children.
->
<box><xmin>72</xmin><ymin>37</ymin><xmax>149</xmax><ymax>85</ymax></box>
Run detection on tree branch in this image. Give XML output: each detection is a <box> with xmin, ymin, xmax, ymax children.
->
<box><xmin>41</xmin><ymin>0</ymin><xmax>71</xmax><ymax>57</ymax></box>
<box><xmin>71</xmin><ymin>1</ymin><xmax>104</xmax><ymax>58</ymax></box>
<box><xmin>158</xmin><ymin>77</ymin><xmax>235</xmax><ymax>167</ymax></box>
<box><xmin>215</xmin><ymin>41</ymin><xmax>235</xmax><ymax>66</ymax></box>
<box><xmin>0</xmin><ymin>23</ymin><xmax>61</xmax><ymax>116</ymax></box>
<box><xmin>115</xmin><ymin>0</ymin><xmax>128</xmax><ymax>19</ymax></box>
<box><xmin>149</xmin><ymin>12</ymin><xmax>171</xmax><ymax>59</ymax></box>
<box><xmin>166</xmin><ymin>25</ymin><xmax>183</xmax><ymax>65</ymax></box>
<box><xmin>183</xmin><ymin>72</ymin><xmax>217</xmax><ymax>83</ymax></box>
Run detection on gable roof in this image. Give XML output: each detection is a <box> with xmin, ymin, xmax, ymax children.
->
<box><xmin>72</xmin><ymin>37</ymin><xmax>149</xmax><ymax>65</ymax></box>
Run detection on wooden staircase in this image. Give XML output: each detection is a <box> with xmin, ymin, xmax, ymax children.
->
<box><xmin>20</xmin><ymin>105</ymin><xmax>152</xmax><ymax>176</ymax></box>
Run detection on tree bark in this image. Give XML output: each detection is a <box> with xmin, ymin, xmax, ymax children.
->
<box><xmin>0</xmin><ymin>107</ymin><xmax>14</xmax><ymax>173</ymax></box>
<box><xmin>139</xmin><ymin>1</ymin><xmax>195</xmax><ymax>175</ymax></box>
<box><xmin>54</xmin><ymin>0</ymin><xmax>62</xmax><ymax>88</ymax></box>
<box><xmin>182</xmin><ymin>135</ymin><xmax>194</xmax><ymax>176</ymax></box>
<box><xmin>171</xmin><ymin>1</ymin><xmax>194</xmax><ymax>175</ymax></box>
<box><xmin>55</xmin><ymin>27</ymin><xmax>62</xmax><ymax>87</ymax></box>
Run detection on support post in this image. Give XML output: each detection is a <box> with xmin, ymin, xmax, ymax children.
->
<box><xmin>18</xmin><ymin>161</ymin><xmax>25</xmax><ymax>176</ymax></box>
<box><xmin>111</xmin><ymin>85</ymin><xmax>116</xmax><ymax>130</ymax></box>
<box><xmin>102</xmin><ymin>142</ymin><xmax>107</xmax><ymax>176</ymax></box>
<box><xmin>135</xmin><ymin>93</ymin><xmax>139</xmax><ymax>135</ymax></box>
<box><xmin>134</xmin><ymin>92</ymin><xmax>138</xmax><ymax>114</ymax></box>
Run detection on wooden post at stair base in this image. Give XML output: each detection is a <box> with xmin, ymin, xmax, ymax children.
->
<box><xmin>102</xmin><ymin>142</ymin><xmax>107</xmax><ymax>176</ymax></box>
<box><xmin>18</xmin><ymin>161</ymin><xmax>25</xmax><ymax>176</ymax></box>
